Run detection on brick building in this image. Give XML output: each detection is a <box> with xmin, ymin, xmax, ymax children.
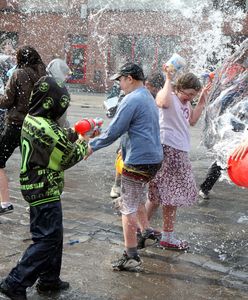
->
<box><xmin>0</xmin><ymin>0</ymin><xmax>247</xmax><ymax>92</ymax></box>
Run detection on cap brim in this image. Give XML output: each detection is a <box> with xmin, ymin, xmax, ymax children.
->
<box><xmin>110</xmin><ymin>73</ymin><xmax>122</xmax><ymax>81</ymax></box>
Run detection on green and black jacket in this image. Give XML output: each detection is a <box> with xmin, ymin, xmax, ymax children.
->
<box><xmin>20</xmin><ymin>76</ymin><xmax>88</xmax><ymax>206</ymax></box>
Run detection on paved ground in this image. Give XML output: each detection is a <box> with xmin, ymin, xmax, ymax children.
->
<box><xmin>0</xmin><ymin>92</ymin><xmax>247</xmax><ymax>300</ymax></box>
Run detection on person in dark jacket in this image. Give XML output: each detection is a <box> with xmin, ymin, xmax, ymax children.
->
<box><xmin>0</xmin><ymin>76</ymin><xmax>89</xmax><ymax>300</ymax></box>
<box><xmin>0</xmin><ymin>46</ymin><xmax>46</xmax><ymax>215</ymax></box>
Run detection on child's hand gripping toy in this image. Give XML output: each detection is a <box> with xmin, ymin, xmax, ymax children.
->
<box><xmin>74</xmin><ymin>118</ymin><xmax>103</xmax><ymax>138</ymax></box>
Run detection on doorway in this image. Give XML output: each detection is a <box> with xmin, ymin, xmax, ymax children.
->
<box><xmin>66</xmin><ymin>44</ymin><xmax>87</xmax><ymax>84</ymax></box>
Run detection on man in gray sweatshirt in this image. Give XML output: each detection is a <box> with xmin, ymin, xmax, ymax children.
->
<box><xmin>88</xmin><ymin>63</ymin><xmax>163</xmax><ymax>271</ymax></box>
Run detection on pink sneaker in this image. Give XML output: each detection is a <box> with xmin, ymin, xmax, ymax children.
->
<box><xmin>159</xmin><ymin>233</ymin><xmax>189</xmax><ymax>250</ymax></box>
<box><xmin>159</xmin><ymin>240</ymin><xmax>189</xmax><ymax>250</ymax></box>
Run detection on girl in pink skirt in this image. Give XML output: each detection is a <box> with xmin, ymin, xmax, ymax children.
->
<box><xmin>147</xmin><ymin>66</ymin><xmax>212</xmax><ymax>250</ymax></box>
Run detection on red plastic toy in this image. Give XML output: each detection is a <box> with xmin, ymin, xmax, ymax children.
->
<box><xmin>74</xmin><ymin>118</ymin><xmax>103</xmax><ymax>137</ymax></box>
<box><xmin>227</xmin><ymin>153</ymin><xmax>248</xmax><ymax>188</ymax></box>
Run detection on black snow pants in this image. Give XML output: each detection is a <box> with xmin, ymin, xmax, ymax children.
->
<box><xmin>5</xmin><ymin>201</ymin><xmax>63</xmax><ymax>293</ymax></box>
<box><xmin>200</xmin><ymin>161</ymin><xmax>222</xmax><ymax>194</ymax></box>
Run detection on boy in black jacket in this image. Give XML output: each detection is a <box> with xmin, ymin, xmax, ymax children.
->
<box><xmin>0</xmin><ymin>76</ymin><xmax>89</xmax><ymax>300</ymax></box>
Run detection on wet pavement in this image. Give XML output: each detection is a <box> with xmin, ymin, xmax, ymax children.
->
<box><xmin>0</xmin><ymin>93</ymin><xmax>247</xmax><ymax>300</ymax></box>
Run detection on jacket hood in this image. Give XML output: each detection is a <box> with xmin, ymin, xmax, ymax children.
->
<box><xmin>28</xmin><ymin>76</ymin><xmax>70</xmax><ymax>120</ymax></box>
<box><xmin>46</xmin><ymin>58</ymin><xmax>70</xmax><ymax>82</ymax></box>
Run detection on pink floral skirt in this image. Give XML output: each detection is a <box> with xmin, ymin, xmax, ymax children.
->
<box><xmin>148</xmin><ymin>145</ymin><xmax>197</xmax><ymax>207</ymax></box>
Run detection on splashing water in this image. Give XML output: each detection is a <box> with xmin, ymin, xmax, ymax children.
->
<box><xmin>86</xmin><ymin>1</ymin><xmax>246</xmax><ymax>85</ymax></box>
<box><xmin>202</xmin><ymin>39</ymin><xmax>248</xmax><ymax>172</ymax></box>
<box><xmin>1</xmin><ymin>2</ymin><xmax>247</xmax><ymax>169</ymax></box>
<box><xmin>86</xmin><ymin>1</ymin><xmax>248</xmax><ymax>176</ymax></box>
<box><xmin>1</xmin><ymin>1</ymin><xmax>246</xmax><ymax>89</ymax></box>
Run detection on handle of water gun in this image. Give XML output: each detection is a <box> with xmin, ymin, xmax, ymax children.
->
<box><xmin>90</xmin><ymin>127</ymin><xmax>102</xmax><ymax>138</ymax></box>
<box><xmin>90</xmin><ymin>118</ymin><xmax>103</xmax><ymax>138</ymax></box>
<box><xmin>86</xmin><ymin>119</ymin><xmax>103</xmax><ymax>138</ymax></box>
<box><xmin>84</xmin><ymin>123</ymin><xmax>102</xmax><ymax>138</ymax></box>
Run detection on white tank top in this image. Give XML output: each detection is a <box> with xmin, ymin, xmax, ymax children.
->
<box><xmin>159</xmin><ymin>93</ymin><xmax>191</xmax><ymax>152</ymax></box>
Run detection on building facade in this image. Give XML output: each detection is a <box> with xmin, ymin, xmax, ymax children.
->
<box><xmin>0</xmin><ymin>0</ymin><xmax>247</xmax><ymax>92</ymax></box>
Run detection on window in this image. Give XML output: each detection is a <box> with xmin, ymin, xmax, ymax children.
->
<box><xmin>19</xmin><ymin>0</ymin><xmax>69</xmax><ymax>13</ymax></box>
<box><xmin>108</xmin><ymin>34</ymin><xmax>181</xmax><ymax>76</ymax></box>
<box><xmin>212</xmin><ymin>0</ymin><xmax>247</xmax><ymax>12</ymax></box>
<box><xmin>70</xmin><ymin>35</ymin><xmax>88</xmax><ymax>45</ymax></box>
<box><xmin>88</xmin><ymin>0</ymin><xmax>208</xmax><ymax>11</ymax></box>
<box><xmin>0</xmin><ymin>32</ymin><xmax>18</xmax><ymax>50</ymax></box>
<box><xmin>109</xmin><ymin>35</ymin><xmax>133</xmax><ymax>69</ymax></box>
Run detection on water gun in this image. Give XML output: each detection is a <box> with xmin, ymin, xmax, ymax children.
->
<box><xmin>74</xmin><ymin>118</ymin><xmax>103</xmax><ymax>138</ymax></box>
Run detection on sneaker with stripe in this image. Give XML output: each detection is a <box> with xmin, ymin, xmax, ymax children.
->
<box><xmin>0</xmin><ymin>204</ymin><xmax>14</xmax><ymax>215</ymax></box>
<box><xmin>112</xmin><ymin>251</ymin><xmax>141</xmax><ymax>271</ymax></box>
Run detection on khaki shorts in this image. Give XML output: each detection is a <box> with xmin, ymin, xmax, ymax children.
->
<box><xmin>119</xmin><ymin>163</ymin><xmax>161</xmax><ymax>215</ymax></box>
<box><xmin>119</xmin><ymin>174</ymin><xmax>147</xmax><ymax>215</ymax></box>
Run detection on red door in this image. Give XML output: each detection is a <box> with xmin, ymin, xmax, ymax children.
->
<box><xmin>67</xmin><ymin>44</ymin><xmax>87</xmax><ymax>84</ymax></box>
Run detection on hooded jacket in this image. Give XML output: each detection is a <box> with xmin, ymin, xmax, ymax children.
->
<box><xmin>20</xmin><ymin>76</ymin><xmax>88</xmax><ymax>206</ymax></box>
<box><xmin>0</xmin><ymin>65</ymin><xmax>46</xmax><ymax>126</ymax></box>
<box><xmin>46</xmin><ymin>58</ymin><xmax>70</xmax><ymax>82</ymax></box>
<box><xmin>46</xmin><ymin>58</ymin><xmax>71</xmax><ymax>128</ymax></box>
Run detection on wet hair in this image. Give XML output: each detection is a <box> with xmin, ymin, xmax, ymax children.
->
<box><xmin>146</xmin><ymin>72</ymin><xmax>165</xmax><ymax>89</ymax></box>
<box><xmin>175</xmin><ymin>73</ymin><xmax>202</xmax><ymax>92</ymax></box>
<box><xmin>16</xmin><ymin>46</ymin><xmax>45</xmax><ymax>70</ymax></box>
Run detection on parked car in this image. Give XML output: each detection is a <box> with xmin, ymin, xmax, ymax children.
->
<box><xmin>103</xmin><ymin>82</ymin><xmax>125</xmax><ymax>118</ymax></box>
<box><xmin>0</xmin><ymin>53</ymin><xmax>14</xmax><ymax>86</ymax></box>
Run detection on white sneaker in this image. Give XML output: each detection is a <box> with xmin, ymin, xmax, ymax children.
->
<box><xmin>110</xmin><ymin>186</ymin><xmax>121</xmax><ymax>198</ymax></box>
<box><xmin>198</xmin><ymin>190</ymin><xmax>209</xmax><ymax>205</ymax></box>
<box><xmin>199</xmin><ymin>190</ymin><xmax>209</xmax><ymax>199</ymax></box>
